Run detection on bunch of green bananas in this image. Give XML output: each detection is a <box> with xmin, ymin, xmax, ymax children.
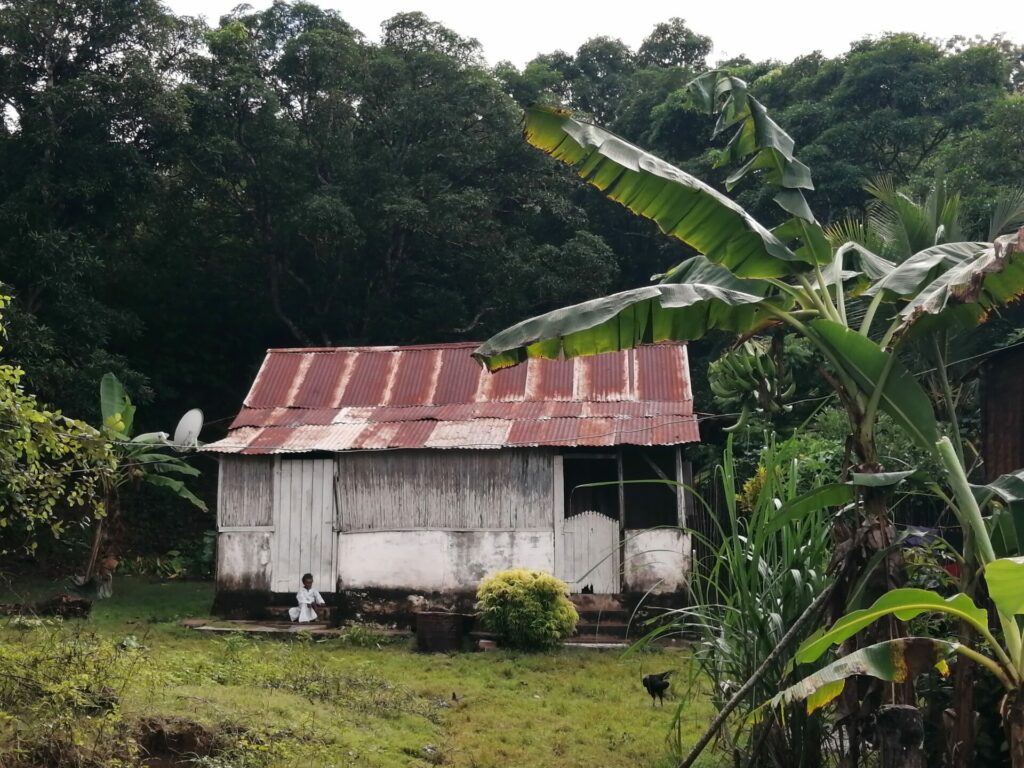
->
<box><xmin>708</xmin><ymin>339</ymin><xmax>796</xmax><ymax>432</ymax></box>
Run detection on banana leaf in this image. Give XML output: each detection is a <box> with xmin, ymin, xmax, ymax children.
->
<box><xmin>984</xmin><ymin>557</ymin><xmax>1024</xmax><ymax>617</ymax></box>
<box><xmin>865</xmin><ymin>242</ymin><xmax>989</xmax><ymax>299</ymax></box>
<box><xmin>809</xmin><ymin>320</ymin><xmax>939</xmax><ymax>452</ymax></box>
<box><xmin>522</xmin><ymin>105</ymin><xmax>811</xmax><ymax>278</ymax></box>
<box><xmin>895</xmin><ymin>231</ymin><xmax>1024</xmax><ymax>337</ymax></box>
<box><xmin>772</xmin><ymin>638</ymin><xmax>955</xmax><ymax>714</ymax></box>
<box><xmin>795</xmin><ymin>588</ymin><xmax>987</xmax><ymax>664</ymax></box>
<box><xmin>475</xmin><ymin>281</ymin><xmax>778</xmax><ymax>370</ymax></box>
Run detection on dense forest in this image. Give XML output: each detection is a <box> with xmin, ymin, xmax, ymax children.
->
<box><xmin>2</xmin><ymin>0</ymin><xmax>1023</xmax><ymax>563</ymax></box>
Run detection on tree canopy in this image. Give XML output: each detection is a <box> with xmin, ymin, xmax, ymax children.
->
<box><xmin>1</xmin><ymin>0</ymin><xmax>1022</xmax><ymax>554</ymax></box>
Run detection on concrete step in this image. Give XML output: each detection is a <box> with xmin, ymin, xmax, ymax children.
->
<box><xmin>574</xmin><ymin>608</ymin><xmax>630</xmax><ymax>624</ymax></box>
<box><xmin>575</xmin><ymin>620</ymin><xmax>631</xmax><ymax>639</ymax></box>
<box><xmin>263</xmin><ymin>605</ymin><xmax>337</xmax><ymax>623</ymax></box>
<box><xmin>570</xmin><ymin>594</ymin><xmax>625</xmax><ymax>612</ymax></box>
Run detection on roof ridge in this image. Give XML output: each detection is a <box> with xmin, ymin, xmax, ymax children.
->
<box><xmin>267</xmin><ymin>342</ymin><xmax>482</xmax><ymax>353</ymax></box>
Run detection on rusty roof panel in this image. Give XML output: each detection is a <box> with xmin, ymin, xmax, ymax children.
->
<box><xmin>486</xmin><ymin>361</ymin><xmax>528</xmax><ymax>402</ymax></box>
<box><xmin>530</xmin><ymin>357</ymin><xmax>575</xmax><ymax>400</ymax></box>
<box><xmin>433</xmin><ymin>345</ymin><xmax>481</xmax><ymax>405</ymax></box>
<box><xmin>580</xmin><ymin>354</ymin><xmax>629</xmax><ymax>401</ymax></box>
<box><xmin>389</xmin><ymin>348</ymin><xmax>441</xmax><ymax>407</ymax></box>
<box><xmin>424</xmin><ymin>419</ymin><xmax>511</xmax><ymax>449</ymax></box>
<box><xmin>204</xmin><ymin>341</ymin><xmax>699</xmax><ymax>454</ymax></box>
<box><xmin>636</xmin><ymin>345</ymin><xmax>688</xmax><ymax>402</ymax></box>
<box><xmin>506</xmin><ymin>418</ymin><xmax>579</xmax><ymax>447</ymax></box>
<box><xmin>338</xmin><ymin>352</ymin><xmax>393</xmax><ymax>406</ymax></box>
<box><xmin>293</xmin><ymin>351</ymin><xmax>354</xmax><ymax>408</ymax></box>
<box><xmin>246</xmin><ymin>352</ymin><xmax>303</xmax><ymax>408</ymax></box>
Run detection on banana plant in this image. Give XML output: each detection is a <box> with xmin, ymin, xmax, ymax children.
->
<box><xmin>474</xmin><ymin>75</ymin><xmax>1024</xmax><ymax>477</ymax></box>
<box><xmin>80</xmin><ymin>374</ymin><xmax>205</xmax><ymax>597</ymax></box>
<box><xmin>773</xmin><ymin>439</ymin><xmax>1024</xmax><ymax>765</ymax></box>
<box><xmin>472</xmin><ymin>70</ymin><xmax>1024</xmax><ymax>753</ymax></box>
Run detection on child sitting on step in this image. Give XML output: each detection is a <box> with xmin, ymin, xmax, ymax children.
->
<box><xmin>288</xmin><ymin>573</ymin><xmax>326</xmax><ymax>623</ymax></box>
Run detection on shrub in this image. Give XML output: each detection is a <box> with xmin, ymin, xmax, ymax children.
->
<box><xmin>475</xmin><ymin>569</ymin><xmax>578</xmax><ymax>651</ymax></box>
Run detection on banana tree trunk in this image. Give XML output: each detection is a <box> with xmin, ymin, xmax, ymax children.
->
<box><xmin>1008</xmin><ymin>691</ymin><xmax>1024</xmax><ymax>768</ymax></box>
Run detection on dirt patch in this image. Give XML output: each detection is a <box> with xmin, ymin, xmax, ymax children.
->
<box><xmin>136</xmin><ymin>717</ymin><xmax>229</xmax><ymax>766</ymax></box>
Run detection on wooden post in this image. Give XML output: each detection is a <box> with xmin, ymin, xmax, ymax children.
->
<box><xmin>875</xmin><ymin>705</ymin><xmax>925</xmax><ymax>768</ymax></box>
<box><xmin>616</xmin><ymin>448</ymin><xmax>625</xmax><ymax>593</ymax></box>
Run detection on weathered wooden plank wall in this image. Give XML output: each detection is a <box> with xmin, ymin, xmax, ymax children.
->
<box><xmin>336</xmin><ymin>449</ymin><xmax>554</xmax><ymax>531</ymax></box>
<box><xmin>218</xmin><ymin>457</ymin><xmax>273</xmax><ymax>527</ymax></box>
<box><xmin>271</xmin><ymin>458</ymin><xmax>336</xmax><ymax>592</ymax></box>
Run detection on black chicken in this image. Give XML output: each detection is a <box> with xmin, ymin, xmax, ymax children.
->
<box><xmin>641</xmin><ymin>671</ymin><xmax>672</xmax><ymax>706</ymax></box>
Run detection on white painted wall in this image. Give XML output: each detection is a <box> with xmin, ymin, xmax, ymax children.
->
<box><xmin>217</xmin><ymin>531</ymin><xmax>273</xmax><ymax>591</ymax></box>
<box><xmin>623</xmin><ymin>528</ymin><xmax>690</xmax><ymax>594</ymax></box>
<box><xmin>337</xmin><ymin>530</ymin><xmax>555</xmax><ymax>591</ymax></box>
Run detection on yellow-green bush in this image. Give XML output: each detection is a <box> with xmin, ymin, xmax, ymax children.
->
<box><xmin>475</xmin><ymin>569</ymin><xmax>578</xmax><ymax>651</ymax></box>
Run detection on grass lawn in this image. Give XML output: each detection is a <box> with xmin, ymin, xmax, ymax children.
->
<box><xmin>0</xmin><ymin>577</ymin><xmax>719</xmax><ymax>768</ymax></box>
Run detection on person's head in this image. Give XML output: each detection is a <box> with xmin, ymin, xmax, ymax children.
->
<box><xmin>302</xmin><ymin>573</ymin><xmax>313</xmax><ymax>589</ymax></box>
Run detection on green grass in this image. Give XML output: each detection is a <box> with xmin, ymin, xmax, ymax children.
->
<box><xmin>0</xmin><ymin>577</ymin><xmax>719</xmax><ymax>768</ymax></box>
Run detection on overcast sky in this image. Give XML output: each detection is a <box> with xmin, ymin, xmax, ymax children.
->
<box><xmin>161</xmin><ymin>0</ymin><xmax>1022</xmax><ymax>66</ymax></box>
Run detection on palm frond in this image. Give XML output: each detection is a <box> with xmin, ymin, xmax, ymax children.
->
<box><xmin>988</xmin><ymin>187</ymin><xmax>1024</xmax><ymax>240</ymax></box>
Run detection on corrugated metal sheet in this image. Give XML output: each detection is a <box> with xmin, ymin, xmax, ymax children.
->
<box><xmin>204</xmin><ymin>342</ymin><xmax>699</xmax><ymax>454</ymax></box>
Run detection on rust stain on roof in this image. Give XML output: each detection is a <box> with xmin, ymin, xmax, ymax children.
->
<box><xmin>205</xmin><ymin>341</ymin><xmax>699</xmax><ymax>454</ymax></box>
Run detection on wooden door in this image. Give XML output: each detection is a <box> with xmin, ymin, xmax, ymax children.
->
<box><xmin>561</xmin><ymin>511</ymin><xmax>620</xmax><ymax>594</ymax></box>
<box><xmin>271</xmin><ymin>458</ymin><xmax>336</xmax><ymax>593</ymax></box>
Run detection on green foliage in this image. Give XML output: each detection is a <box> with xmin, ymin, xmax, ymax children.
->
<box><xmin>0</xmin><ymin>293</ymin><xmax>114</xmax><ymax>554</ymax></box>
<box><xmin>98</xmin><ymin>372</ymin><xmax>206</xmax><ymax>513</ymax></box>
<box><xmin>475</xmin><ymin>569</ymin><xmax>578</xmax><ymax>651</ymax></box>
<box><xmin>658</xmin><ymin>436</ymin><xmax>834</xmax><ymax>765</ymax></box>
<box><xmin>0</xmin><ymin>628</ymin><xmax>145</xmax><ymax>766</ymax></box>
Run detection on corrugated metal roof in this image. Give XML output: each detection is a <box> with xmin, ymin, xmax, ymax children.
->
<box><xmin>204</xmin><ymin>342</ymin><xmax>699</xmax><ymax>454</ymax></box>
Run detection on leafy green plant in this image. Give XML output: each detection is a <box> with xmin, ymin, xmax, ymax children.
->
<box><xmin>472</xmin><ymin>74</ymin><xmax>1024</xmax><ymax>755</ymax></box>
<box><xmin>0</xmin><ymin>292</ymin><xmax>114</xmax><ymax>555</ymax></box>
<box><xmin>476</xmin><ymin>569</ymin><xmax>578</xmax><ymax>651</ymax></box>
<box><xmin>80</xmin><ymin>373</ymin><xmax>206</xmax><ymax>597</ymax></box>
<box><xmin>642</xmin><ymin>436</ymin><xmax>834</xmax><ymax>767</ymax></box>
<box><xmin>774</xmin><ymin>439</ymin><xmax>1024</xmax><ymax>766</ymax></box>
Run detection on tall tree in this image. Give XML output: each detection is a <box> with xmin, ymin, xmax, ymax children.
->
<box><xmin>0</xmin><ymin>0</ymin><xmax>198</xmax><ymax>417</ymax></box>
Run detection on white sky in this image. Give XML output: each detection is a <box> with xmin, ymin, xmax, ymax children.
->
<box><xmin>162</xmin><ymin>0</ymin><xmax>1023</xmax><ymax>66</ymax></box>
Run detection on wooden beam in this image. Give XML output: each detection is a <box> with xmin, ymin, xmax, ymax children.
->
<box><xmin>553</xmin><ymin>454</ymin><xmax>564</xmax><ymax>582</ymax></box>
<box><xmin>675</xmin><ymin>447</ymin><xmax>685</xmax><ymax>528</ymax></box>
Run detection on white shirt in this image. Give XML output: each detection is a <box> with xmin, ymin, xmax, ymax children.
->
<box><xmin>288</xmin><ymin>586</ymin><xmax>326</xmax><ymax>623</ymax></box>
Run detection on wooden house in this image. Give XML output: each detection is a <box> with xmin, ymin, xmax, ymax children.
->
<box><xmin>203</xmin><ymin>342</ymin><xmax>700</xmax><ymax>615</ymax></box>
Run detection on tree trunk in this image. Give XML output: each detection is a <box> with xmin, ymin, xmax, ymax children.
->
<box><xmin>876</xmin><ymin>705</ymin><xmax>925</xmax><ymax>768</ymax></box>
<box><xmin>949</xmin><ymin>631</ymin><xmax>976</xmax><ymax>768</ymax></box>
<box><xmin>1007</xmin><ymin>691</ymin><xmax>1024</xmax><ymax>768</ymax></box>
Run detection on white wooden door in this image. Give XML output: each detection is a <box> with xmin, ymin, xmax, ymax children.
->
<box><xmin>561</xmin><ymin>511</ymin><xmax>620</xmax><ymax>594</ymax></box>
<box><xmin>271</xmin><ymin>458</ymin><xmax>336</xmax><ymax>593</ymax></box>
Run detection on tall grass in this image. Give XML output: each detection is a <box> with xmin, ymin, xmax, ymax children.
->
<box><xmin>645</xmin><ymin>435</ymin><xmax>837</xmax><ymax>767</ymax></box>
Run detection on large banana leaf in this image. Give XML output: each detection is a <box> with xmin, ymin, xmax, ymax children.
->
<box><xmin>865</xmin><ymin>242</ymin><xmax>989</xmax><ymax>299</ymax></box>
<box><xmin>522</xmin><ymin>105</ymin><xmax>811</xmax><ymax>279</ymax></box>
<box><xmin>796</xmin><ymin>588</ymin><xmax>987</xmax><ymax>664</ymax></box>
<box><xmin>474</xmin><ymin>281</ymin><xmax>777</xmax><ymax>370</ymax></box>
<box><xmin>985</xmin><ymin>557</ymin><xmax>1024</xmax><ymax>617</ymax></box>
<box><xmin>772</xmin><ymin>638</ymin><xmax>955</xmax><ymax>714</ymax></box>
<box><xmin>894</xmin><ymin>230</ymin><xmax>1024</xmax><ymax>337</ymax></box>
<box><xmin>809</xmin><ymin>320</ymin><xmax>940</xmax><ymax>452</ymax></box>
<box><xmin>688</xmin><ymin>73</ymin><xmax>812</xmax><ymax>196</ymax></box>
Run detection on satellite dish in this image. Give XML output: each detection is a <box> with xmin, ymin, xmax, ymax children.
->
<box><xmin>173</xmin><ymin>408</ymin><xmax>204</xmax><ymax>448</ymax></box>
